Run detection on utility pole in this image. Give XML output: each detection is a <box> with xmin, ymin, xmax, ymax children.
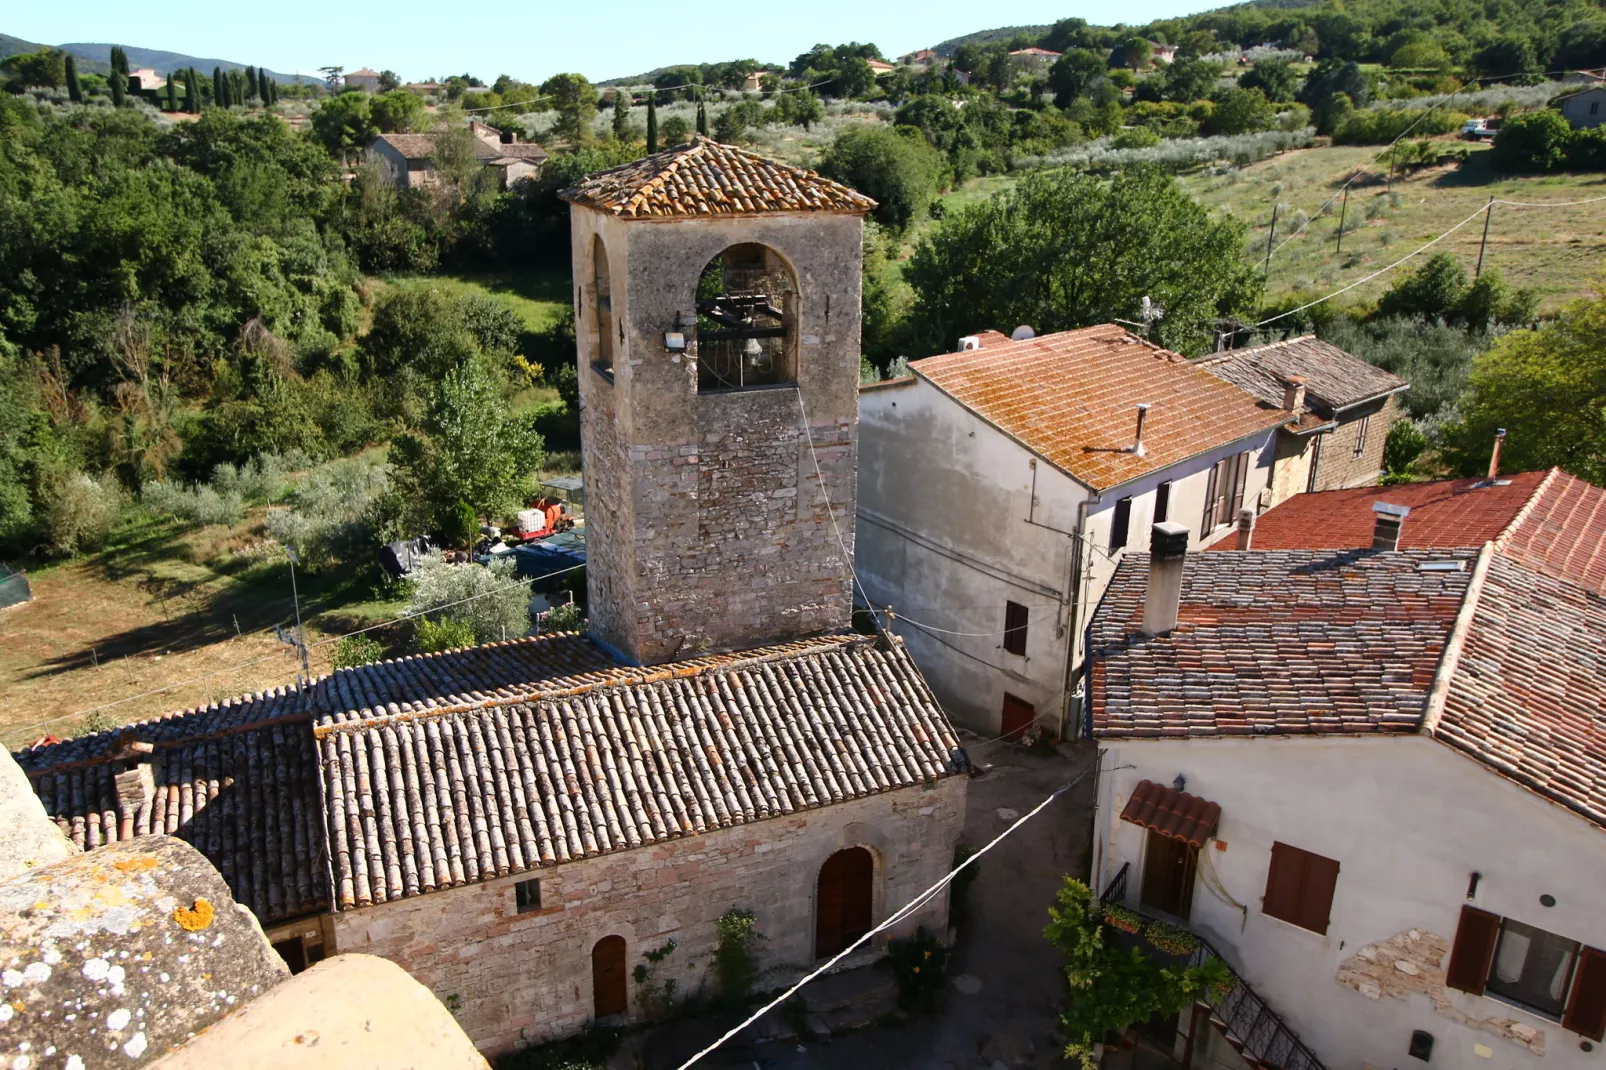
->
<box><xmin>1475</xmin><ymin>196</ymin><xmax>1495</xmax><ymax>279</ymax></box>
<box><xmin>1335</xmin><ymin>185</ymin><xmax>1350</xmax><ymax>254</ymax></box>
<box><xmin>1263</xmin><ymin>203</ymin><xmax>1280</xmax><ymax>278</ymax></box>
<box><xmin>284</xmin><ymin>547</ymin><xmax>310</xmax><ymax>684</ymax></box>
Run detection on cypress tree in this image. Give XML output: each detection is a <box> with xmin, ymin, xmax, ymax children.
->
<box><xmin>212</xmin><ymin>66</ymin><xmax>223</xmax><ymax>107</ymax></box>
<box><xmin>186</xmin><ymin>68</ymin><xmax>199</xmax><ymax>113</ymax></box>
<box><xmin>65</xmin><ymin>54</ymin><xmax>82</xmax><ymax>103</ymax></box>
<box><xmin>246</xmin><ymin>65</ymin><xmax>258</xmax><ymax>100</ymax></box>
<box><xmin>110</xmin><ymin>46</ymin><xmax>128</xmax><ymax>76</ymax></box>
<box><xmin>109</xmin><ymin>69</ymin><xmax>125</xmax><ymax>108</ymax></box>
<box><xmin>165</xmin><ymin>74</ymin><xmax>177</xmax><ymax>111</ymax></box>
<box><xmin>612</xmin><ymin>90</ymin><xmax>629</xmax><ymax>141</ymax></box>
<box><xmin>695</xmin><ymin>95</ymin><xmax>707</xmax><ymax>136</ymax></box>
<box><xmin>231</xmin><ymin>70</ymin><xmax>245</xmax><ymax>105</ymax></box>
<box><xmin>646</xmin><ymin>94</ymin><xmax>658</xmax><ymax>153</ymax></box>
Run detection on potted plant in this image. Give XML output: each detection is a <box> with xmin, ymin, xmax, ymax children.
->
<box><xmin>1101</xmin><ymin>903</ymin><xmax>1144</xmax><ymax>934</ymax></box>
<box><xmin>1144</xmin><ymin>919</ymin><xmax>1200</xmax><ymax>955</ymax></box>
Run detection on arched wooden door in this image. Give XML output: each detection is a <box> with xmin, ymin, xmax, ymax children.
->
<box><xmin>815</xmin><ymin>846</ymin><xmax>874</xmax><ymax>959</ymax></box>
<box><xmin>592</xmin><ymin>935</ymin><xmax>627</xmax><ymax>1018</ymax></box>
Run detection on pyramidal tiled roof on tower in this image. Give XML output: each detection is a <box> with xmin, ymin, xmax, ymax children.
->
<box><xmin>560</xmin><ymin>135</ymin><xmax>877</xmax><ymax>219</ymax></box>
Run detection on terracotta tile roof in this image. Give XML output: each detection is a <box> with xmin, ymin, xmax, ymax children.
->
<box><xmin>1494</xmin><ymin>470</ymin><xmax>1606</xmax><ymax>596</ymax></box>
<box><xmin>968</xmin><ymin>330</ymin><xmax>1013</xmax><ymax>348</ymax></box>
<box><xmin>17</xmin><ymin>632</ymin><xmax>960</xmax><ymax>916</ymax></box>
<box><xmin>1196</xmin><ymin>336</ymin><xmax>1407</xmax><ymax>414</ymax></box>
<box><xmin>1435</xmin><ymin>554</ymin><xmax>1606</xmax><ymax>828</ymax></box>
<box><xmin>910</xmin><ymin>324</ymin><xmax>1288</xmax><ymax>492</ymax></box>
<box><xmin>314</xmin><ymin>634</ymin><xmax>960</xmax><ymax>908</ymax></box>
<box><xmin>1119</xmin><ymin>780</ymin><xmax>1220</xmax><ymax>846</ymax></box>
<box><xmin>1090</xmin><ymin>549</ymin><xmax>1476</xmax><ymax>739</ymax></box>
<box><xmin>369</xmin><ymin>134</ymin><xmax>549</xmax><ymax>164</ymax></box>
<box><xmin>1225</xmin><ymin>470</ymin><xmax>1553</xmax><ymax>552</ymax></box>
<box><xmin>560</xmin><ymin>136</ymin><xmax>876</xmax><ymax>219</ymax></box>
<box><xmin>372</xmin><ymin>133</ymin><xmax>440</xmax><ymax>160</ymax></box>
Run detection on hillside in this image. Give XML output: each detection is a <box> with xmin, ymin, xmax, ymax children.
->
<box><xmin>929</xmin><ymin>26</ymin><xmax>1051</xmax><ymax>57</ymax></box>
<box><xmin>1</xmin><ymin>32</ymin><xmax>317</xmax><ymax>83</ymax></box>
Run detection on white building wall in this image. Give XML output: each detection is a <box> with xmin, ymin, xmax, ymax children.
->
<box><xmin>856</xmin><ymin>376</ymin><xmax>1275</xmax><ymax>737</ymax></box>
<box><xmin>1094</xmin><ymin>735</ymin><xmax>1606</xmax><ymax>1070</ymax></box>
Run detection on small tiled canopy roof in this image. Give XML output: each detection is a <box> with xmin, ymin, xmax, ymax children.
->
<box><xmin>560</xmin><ymin>135</ymin><xmax>877</xmax><ymax>219</ymax></box>
<box><xmin>910</xmin><ymin>324</ymin><xmax>1288</xmax><ymax>492</ymax></box>
<box><xmin>18</xmin><ymin>632</ymin><xmax>961</xmax><ymax>918</ymax></box>
<box><xmin>1120</xmin><ymin>780</ymin><xmax>1220</xmax><ymax>846</ymax></box>
<box><xmin>1196</xmin><ymin>336</ymin><xmax>1407</xmax><ymax>414</ymax></box>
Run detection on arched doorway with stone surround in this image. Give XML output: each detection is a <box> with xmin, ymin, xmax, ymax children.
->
<box><xmin>592</xmin><ymin>935</ymin><xmax>627</xmax><ymax>1019</ymax></box>
<box><xmin>815</xmin><ymin>845</ymin><xmax>875</xmax><ymax>959</ymax></box>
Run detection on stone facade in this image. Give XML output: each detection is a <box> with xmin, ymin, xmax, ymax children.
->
<box><xmin>571</xmin><ymin>206</ymin><xmax>863</xmax><ymax>664</ymax></box>
<box><xmin>1312</xmin><ymin>395</ymin><xmax>1397</xmax><ymax>491</ymax></box>
<box><xmin>329</xmin><ymin>776</ymin><xmax>966</xmax><ymax>1055</ymax></box>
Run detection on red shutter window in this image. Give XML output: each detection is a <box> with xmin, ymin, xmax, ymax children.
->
<box><xmin>1564</xmin><ymin>947</ymin><xmax>1606</xmax><ymax>1041</ymax></box>
<box><xmin>1261</xmin><ymin>841</ymin><xmax>1339</xmax><ymax>935</ymax></box>
<box><xmin>1445</xmin><ymin>906</ymin><xmax>1502</xmax><ymax>996</ymax></box>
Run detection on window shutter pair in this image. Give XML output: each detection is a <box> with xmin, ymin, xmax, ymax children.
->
<box><xmin>1262</xmin><ymin>841</ymin><xmax>1339</xmax><ymax>935</ymax></box>
<box><xmin>1445</xmin><ymin>906</ymin><xmax>1606</xmax><ymax>1041</ymax></box>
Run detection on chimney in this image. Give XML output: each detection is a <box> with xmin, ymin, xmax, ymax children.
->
<box><xmin>1235</xmin><ymin>506</ymin><xmax>1256</xmax><ymax>550</ymax></box>
<box><xmin>1371</xmin><ymin>501</ymin><xmax>1410</xmax><ymax>551</ymax></box>
<box><xmin>1281</xmin><ymin>375</ymin><xmax>1308</xmax><ymax>414</ymax></box>
<box><xmin>1141</xmin><ymin>521</ymin><xmax>1190</xmax><ymax>636</ymax></box>
<box><xmin>1488</xmin><ymin>428</ymin><xmax>1507</xmax><ymax>479</ymax></box>
<box><xmin>1131</xmin><ymin>403</ymin><xmax>1151</xmax><ymax>457</ymax></box>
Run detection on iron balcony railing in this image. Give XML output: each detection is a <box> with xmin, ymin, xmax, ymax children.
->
<box><xmin>1099</xmin><ymin>862</ymin><xmax>1327</xmax><ymax>1070</ymax></box>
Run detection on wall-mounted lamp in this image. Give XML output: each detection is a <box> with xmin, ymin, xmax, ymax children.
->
<box><xmin>664</xmin><ymin>332</ymin><xmax>686</xmax><ymax>351</ymax></box>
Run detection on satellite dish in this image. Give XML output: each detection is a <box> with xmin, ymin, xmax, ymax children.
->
<box><xmin>1010</xmin><ymin>325</ymin><xmax>1036</xmax><ymax>341</ymax></box>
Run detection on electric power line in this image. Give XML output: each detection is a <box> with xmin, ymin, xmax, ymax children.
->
<box><xmin>675</xmin><ymin>761</ymin><xmax>1096</xmax><ymax>1069</ymax></box>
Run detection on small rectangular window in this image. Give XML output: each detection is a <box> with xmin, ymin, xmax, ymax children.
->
<box><xmin>1262</xmin><ymin>841</ymin><xmax>1339</xmax><ymax>935</ymax></box>
<box><xmin>1154</xmin><ymin>481</ymin><xmax>1171</xmax><ymax>524</ymax></box>
<box><xmin>516</xmin><ymin>877</ymin><xmax>542</xmax><ymax>913</ymax></box>
<box><xmin>1002</xmin><ymin>601</ymin><xmax>1028</xmax><ymax>656</ymax></box>
<box><xmin>1353</xmin><ymin>414</ymin><xmax>1371</xmax><ymax>458</ymax></box>
<box><xmin>1486</xmin><ymin>918</ymin><xmax>1580</xmax><ymax>1019</ymax></box>
<box><xmin>1110</xmin><ymin>497</ymin><xmax>1133</xmax><ymax>551</ymax></box>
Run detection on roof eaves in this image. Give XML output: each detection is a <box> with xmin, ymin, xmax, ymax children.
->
<box><xmin>1492</xmin><ymin>466</ymin><xmax>1561</xmax><ymax>549</ymax></box>
<box><xmin>1327</xmin><ymin>382</ymin><xmax>1410</xmax><ymax>414</ymax></box>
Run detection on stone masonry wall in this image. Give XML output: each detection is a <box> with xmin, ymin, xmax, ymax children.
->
<box><xmin>1314</xmin><ymin>395</ymin><xmax>1397</xmax><ymax>491</ymax></box>
<box><xmin>570</xmin><ymin>206</ymin><xmax>864</xmax><ymax>664</ymax></box>
<box><xmin>329</xmin><ymin>776</ymin><xmax>966</xmax><ymax>1056</ymax></box>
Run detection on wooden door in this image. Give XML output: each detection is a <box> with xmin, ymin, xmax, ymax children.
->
<box><xmin>1140</xmin><ymin>831</ymin><xmax>1198</xmax><ymax>920</ymax></box>
<box><xmin>1000</xmin><ymin>692</ymin><xmax>1036</xmax><ymax>741</ymax></box>
<box><xmin>592</xmin><ymin>935</ymin><xmax>627</xmax><ymax>1018</ymax></box>
<box><xmin>816</xmin><ymin>847</ymin><xmax>874</xmax><ymax>959</ymax></box>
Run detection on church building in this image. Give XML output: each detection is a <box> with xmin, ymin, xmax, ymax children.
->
<box><xmin>15</xmin><ymin>137</ymin><xmax>967</xmax><ymax>1056</ymax></box>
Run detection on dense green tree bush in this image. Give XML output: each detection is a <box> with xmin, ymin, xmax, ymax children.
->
<box><xmin>905</xmin><ymin>166</ymin><xmax>1258</xmax><ymax>356</ymax></box>
<box><xmin>408</xmin><ymin>552</ymin><xmax>529</xmax><ymax>646</ymax></box>
<box><xmin>1492</xmin><ymin>110</ymin><xmax>1576</xmax><ymax>173</ymax></box>
<box><xmin>818</xmin><ymin>125</ymin><xmax>944</xmax><ymax>231</ymax></box>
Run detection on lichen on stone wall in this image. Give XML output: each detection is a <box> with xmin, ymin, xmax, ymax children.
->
<box><xmin>1335</xmin><ymin>929</ymin><xmax>1545</xmax><ymax>1055</ymax></box>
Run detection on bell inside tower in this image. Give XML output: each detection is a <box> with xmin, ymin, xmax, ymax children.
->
<box><xmin>694</xmin><ymin>243</ymin><xmax>797</xmax><ymax>392</ymax></box>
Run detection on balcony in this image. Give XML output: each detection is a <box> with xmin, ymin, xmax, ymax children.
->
<box><xmin>1099</xmin><ymin>863</ymin><xmax>1327</xmax><ymax>1070</ymax></box>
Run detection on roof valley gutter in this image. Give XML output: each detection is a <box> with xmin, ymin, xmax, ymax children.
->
<box><xmin>1420</xmin><ymin>541</ymin><xmax>1494</xmax><ymax>737</ymax></box>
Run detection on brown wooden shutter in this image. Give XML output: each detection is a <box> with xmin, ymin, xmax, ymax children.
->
<box><xmin>1564</xmin><ymin>946</ymin><xmax>1606</xmax><ymax>1041</ymax></box>
<box><xmin>1262</xmin><ymin>842</ymin><xmax>1303</xmax><ymax>925</ymax></box>
<box><xmin>1297</xmin><ymin>852</ymin><xmax>1339</xmax><ymax>936</ymax></box>
<box><xmin>1201</xmin><ymin>462</ymin><xmax>1218</xmax><ymax>533</ymax></box>
<box><xmin>1445</xmin><ymin>906</ymin><xmax>1502</xmax><ymax>996</ymax></box>
<box><xmin>1003</xmin><ymin>601</ymin><xmax>1029</xmax><ymax>656</ymax></box>
<box><xmin>1230</xmin><ymin>451</ymin><xmax>1250</xmax><ymax>523</ymax></box>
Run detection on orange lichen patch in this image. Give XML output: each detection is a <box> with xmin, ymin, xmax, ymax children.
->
<box><xmin>173</xmin><ymin>898</ymin><xmax>215</xmax><ymax>931</ymax></box>
<box><xmin>114</xmin><ymin>855</ymin><xmax>160</xmax><ymax>872</ymax></box>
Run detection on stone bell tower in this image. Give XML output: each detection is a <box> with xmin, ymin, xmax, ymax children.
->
<box><xmin>560</xmin><ymin>137</ymin><xmax>876</xmax><ymax>664</ymax></box>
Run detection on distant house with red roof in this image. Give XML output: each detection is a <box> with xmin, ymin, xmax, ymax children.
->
<box><xmin>856</xmin><ymin>324</ymin><xmax>1294</xmax><ymax>738</ymax></box>
<box><xmin>1089</xmin><ymin>466</ymin><xmax>1606</xmax><ymax>1070</ymax></box>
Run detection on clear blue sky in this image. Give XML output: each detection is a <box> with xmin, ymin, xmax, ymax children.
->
<box><xmin>9</xmin><ymin>0</ymin><xmax>1216</xmax><ymax>84</ymax></box>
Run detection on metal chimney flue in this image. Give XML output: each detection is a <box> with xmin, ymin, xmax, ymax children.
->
<box><xmin>1235</xmin><ymin>507</ymin><xmax>1256</xmax><ymax>550</ymax></box>
<box><xmin>1372</xmin><ymin>501</ymin><xmax>1410</xmax><ymax>551</ymax></box>
<box><xmin>1131</xmin><ymin>403</ymin><xmax>1150</xmax><ymax>457</ymax></box>
<box><xmin>1141</xmin><ymin>521</ymin><xmax>1190</xmax><ymax>637</ymax></box>
<box><xmin>1488</xmin><ymin>428</ymin><xmax>1507</xmax><ymax>479</ymax></box>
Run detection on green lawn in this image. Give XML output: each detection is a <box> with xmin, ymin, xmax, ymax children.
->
<box><xmin>376</xmin><ymin>267</ymin><xmax>572</xmax><ymax>333</ymax></box>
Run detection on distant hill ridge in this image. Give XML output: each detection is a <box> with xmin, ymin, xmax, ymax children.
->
<box><xmin>0</xmin><ymin>33</ymin><xmax>318</xmax><ymax>84</ymax></box>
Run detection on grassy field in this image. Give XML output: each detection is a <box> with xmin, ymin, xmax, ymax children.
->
<box><xmin>1177</xmin><ymin>143</ymin><xmax>1606</xmax><ymax>313</ymax></box>
<box><xmin>375</xmin><ymin>267</ymin><xmax>572</xmax><ymax>334</ymax></box>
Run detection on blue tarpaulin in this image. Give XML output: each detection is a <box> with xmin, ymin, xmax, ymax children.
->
<box><xmin>0</xmin><ymin>565</ymin><xmax>30</xmax><ymax>610</ymax></box>
<box><xmin>513</xmin><ymin>529</ymin><xmax>586</xmax><ymax>581</ymax></box>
